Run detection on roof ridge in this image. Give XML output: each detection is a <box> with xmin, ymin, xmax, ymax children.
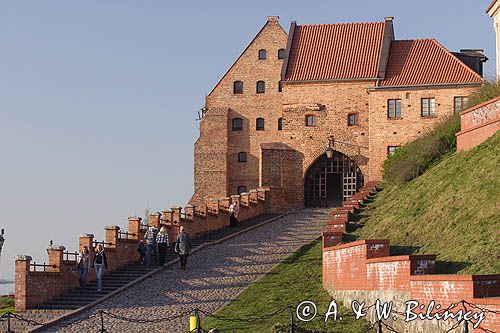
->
<box><xmin>298</xmin><ymin>21</ymin><xmax>385</xmax><ymax>27</ymax></box>
<box><xmin>393</xmin><ymin>38</ymin><xmax>436</xmax><ymax>42</ymax></box>
<box><xmin>429</xmin><ymin>39</ymin><xmax>484</xmax><ymax>81</ymax></box>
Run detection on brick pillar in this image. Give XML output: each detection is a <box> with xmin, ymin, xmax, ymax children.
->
<box><xmin>219</xmin><ymin>197</ymin><xmax>230</xmax><ymax>211</ymax></box>
<box><xmin>257</xmin><ymin>188</ymin><xmax>267</xmax><ymax>201</ymax></box>
<box><xmin>148</xmin><ymin>213</ymin><xmax>161</xmax><ymax>229</ymax></box>
<box><xmin>128</xmin><ymin>217</ymin><xmax>141</xmax><ymax>240</ymax></box>
<box><xmin>105</xmin><ymin>225</ymin><xmax>120</xmax><ymax>248</ymax></box>
<box><xmin>184</xmin><ymin>205</ymin><xmax>194</xmax><ymax>221</ymax></box>
<box><xmin>47</xmin><ymin>245</ymin><xmax>65</xmax><ymax>272</ymax></box>
<box><xmin>230</xmin><ymin>195</ymin><xmax>241</xmax><ymax>205</ymax></box>
<box><xmin>15</xmin><ymin>255</ymin><xmax>31</xmax><ymax>312</ymax></box>
<box><xmin>240</xmin><ymin>192</ymin><xmax>250</xmax><ymax>207</ymax></box>
<box><xmin>162</xmin><ymin>210</ymin><xmax>173</xmax><ymax>225</ymax></box>
<box><xmin>208</xmin><ymin>199</ymin><xmax>219</xmax><ymax>215</ymax></box>
<box><xmin>171</xmin><ymin>207</ymin><xmax>181</xmax><ymax>224</ymax></box>
<box><xmin>249</xmin><ymin>190</ymin><xmax>258</xmax><ymax>204</ymax></box>
<box><xmin>79</xmin><ymin>233</ymin><xmax>94</xmax><ymax>253</ymax></box>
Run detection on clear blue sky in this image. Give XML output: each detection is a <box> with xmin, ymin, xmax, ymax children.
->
<box><xmin>0</xmin><ymin>0</ymin><xmax>495</xmax><ymax>286</ymax></box>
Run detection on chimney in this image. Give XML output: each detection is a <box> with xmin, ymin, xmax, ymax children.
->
<box><xmin>385</xmin><ymin>16</ymin><xmax>394</xmax><ymax>22</ymax></box>
<box><xmin>267</xmin><ymin>16</ymin><xmax>279</xmax><ymax>23</ymax></box>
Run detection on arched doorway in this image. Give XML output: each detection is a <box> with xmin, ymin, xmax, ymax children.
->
<box><xmin>304</xmin><ymin>151</ymin><xmax>363</xmax><ymax>207</ymax></box>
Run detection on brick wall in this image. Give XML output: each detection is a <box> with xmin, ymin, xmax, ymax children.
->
<box><xmin>323</xmin><ymin>240</ymin><xmax>500</xmax><ymax>332</ymax></box>
<box><xmin>456</xmin><ymin>95</ymin><xmax>500</xmax><ymax>151</ymax></box>
<box><xmin>15</xmin><ymin>188</ymin><xmax>274</xmax><ymax>311</ymax></box>
<box><xmin>191</xmin><ymin>16</ymin><xmax>288</xmax><ymax>205</ymax></box>
<box><xmin>368</xmin><ymin>86</ymin><xmax>478</xmax><ymax>180</ymax></box>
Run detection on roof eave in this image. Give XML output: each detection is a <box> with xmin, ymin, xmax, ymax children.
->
<box><xmin>370</xmin><ymin>82</ymin><xmax>484</xmax><ymax>91</ymax></box>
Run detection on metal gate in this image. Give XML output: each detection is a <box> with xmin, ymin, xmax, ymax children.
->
<box><xmin>305</xmin><ymin>151</ymin><xmax>360</xmax><ymax>207</ymax></box>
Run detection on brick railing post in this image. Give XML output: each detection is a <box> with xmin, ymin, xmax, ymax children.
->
<box><xmin>240</xmin><ymin>192</ymin><xmax>250</xmax><ymax>207</ymax></box>
<box><xmin>162</xmin><ymin>209</ymin><xmax>173</xmax><ymax>225</ymax></box>
<box><xmin>208</xmin><ymin>199</ymin><xmax>219</xmax><ymax>215</ymax></box>
<box><xmin>47</xmin><ymin>245</ymin><xmax>65</xmax><ymax>272</ymax></box>
<box><xmin>171</xmin><ymin>207</ymin><xmax>181</xmax><ymax>224</ymax></box>
<box><xmin>15</xmin><ymin>255</ymin><xmax>32</xmax><ymax>312</ymax></box>
<box><xmin>79</xmin><ymin>233</ymin><xmax>94</xmax><ymax>253</ymax></box>
<box><xmin>257</xmin><ymin>188</ymin><xmax>267</xmax><ymax>201</ymax></box>
<box><xmin>249</xmin><ymin>190</ymin><xmax>258</xmax><ymax>204</ymax></box>
<box><xmin>184</xmin><ymin>205</ymin><xmax>194</xmax><ymax>221</ymax></box>
<box><xmin>128</xmin><ymin>217</ymin><xmax>142</xmax><ymax>240</ymax></box>
<box><xmin>219</xmin><ymin>197</ymin><xmax>230</xmax><ymax>211</ymax></box>
<box><xmin>230</xmin><ymin>194</ymin><xmax>241</xmax><ymax>205</ymax></box>
<box><xmin>105</xmin><ymin>225</ymin><xmax>120</xmax><ymax>248</ymax></box>
<box><xmin>148</xmin><ymin>213</ymin><xmax>161</xmax><ymax>229</ymax></box>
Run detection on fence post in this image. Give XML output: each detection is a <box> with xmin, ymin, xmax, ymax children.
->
<box><xmin>463</xmin><ymin>320</ymin><xmax>469</xmax><ymax>333</ymax></box>
<box><xmin>7</xmin><ymin>312</ymin><xmax>12</xmax><ymax>333</ymax></box>
<box><xmin>195</xmin><ymin>308</ymin><xmax>201</xmax><ymax>333</ymax></box>
<box><xmin>377</xmin><ymin>319</ymin><xmax>383</xmax><ymax>333</ymax></box>
<box><xmin>100</xmin><ymin>310</ymin><xmax>104</xmax><ymax>333</ymax></box>
<box><xmin>288</xmin><ymin>305</ymin><xmax>294</xmax><ymax>333</ymax></box>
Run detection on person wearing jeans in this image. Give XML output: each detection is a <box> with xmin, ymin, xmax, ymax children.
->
<box><xmin>93</xmin><ymin>244</ymin><xmax>108</xmax><ymax>292</ymax></box>
<box><xmin>76</xmin><ymin>246</ymin><xmax>90</xmax><ymax>289</ymax></box>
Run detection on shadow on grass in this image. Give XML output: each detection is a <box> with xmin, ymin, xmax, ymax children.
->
<box><xmin>390</xmin><ymin>245</ymin><xmax>421</xmax><ymax>255</ymax></box>
<box><xmin>435</xmin><ymin>260</ymin><xmax>472</xmax><ymax>274</ymax></box>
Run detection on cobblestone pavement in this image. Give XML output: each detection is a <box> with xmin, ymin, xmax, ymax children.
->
<box><xmin>44</xmin><ymin>209</ymin><xmax>330</xmax><ymax>333</ymax></box>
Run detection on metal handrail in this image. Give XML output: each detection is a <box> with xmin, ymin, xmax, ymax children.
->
<box><xmin>118</xmin><ymin>231</ymin><xmax>137</xmax><ymax>239</ymax></box>
<box><xmin>92</xmin><ymin>240</ymin><xmax>113</xmax><ymax>247</ymax></box>
<box><xmin>30</xmin><ymin>262</ymin><xmax>57</xmax><ymax>272</ymax></box>
<box><xmin>63</xmin><ymin>251</ymin><xmax>78</xmax><ymax>261</ymax></box>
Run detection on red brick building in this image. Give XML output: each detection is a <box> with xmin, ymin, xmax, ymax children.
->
<box><xmin>191</xmin><ymin>16</ymin><xmax>485</xmax><ymax>210</ymax></box>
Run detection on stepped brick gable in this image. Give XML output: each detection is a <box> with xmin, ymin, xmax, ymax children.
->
<box><xmin>192</xmin><ymin>16</ymin><xmax>484</xmax><ymax>209</ymax></box>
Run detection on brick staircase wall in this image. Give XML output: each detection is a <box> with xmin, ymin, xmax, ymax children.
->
<box><xmin>322</xmin><ymin>184</ymin><xmax>500</xmax><ymax>332</ymax></box>
<box><xmin>15</xmin><ymin>187</ymin><xmax>274</xmax><ymax>312</ymax></box>
<box><xmin>456</xmin><ymin>95</ymin><xmax>500</xmax><ymax>151</ymax></box>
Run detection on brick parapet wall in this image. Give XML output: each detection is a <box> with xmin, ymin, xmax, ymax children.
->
<box><xmin>323</xmin><ymin>240</ymin><xmax>500</xmax><ymax>332</ymax></box>
<box><xmin>456</xmin><ymin>95</ymin><xmax>500</xmax><ymax>151</ymax></box>
<box><xmin>15</xmin><ymin>188</ymin><xmax>274</xmax><ymax>311</ymax></box>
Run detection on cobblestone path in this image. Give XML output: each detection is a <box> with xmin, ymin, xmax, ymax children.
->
<box><xmin>44</xmin><ymin>209</ymin><xmax>330</xmax><ymax>333</ymax></box>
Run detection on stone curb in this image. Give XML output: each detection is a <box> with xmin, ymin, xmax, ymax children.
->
<box><xmin>30</xmin><ymin>213</ymin><xmax>288</xmax><ymax>332</ymax></box>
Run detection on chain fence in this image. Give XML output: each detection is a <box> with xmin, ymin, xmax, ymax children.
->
<box><xmin>0</xmin><ymin>299</ymin><xmax>498</xmax><ymax>333</ymax></box>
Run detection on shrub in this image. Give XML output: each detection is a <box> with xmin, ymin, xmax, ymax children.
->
<box><xmin>465</xmin><ymin>80</ymin><xmax>500</xmax><ymax>109</ymax></box>
<box><xmin>383</xmin><ymin>80</ymin><xmax>500</xmax><ymax>185</ymax></box>
<box><xmin>383</xmin><ymin>114</ymin><xmax>460</xmax><ymax>184</ymax></box>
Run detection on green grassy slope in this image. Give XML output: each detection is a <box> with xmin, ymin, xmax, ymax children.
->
<box><xmin>353</xmin><ymin>132</ymin><xmax>500</xmax><ymax>275</ymax></box>
<box><xmin>0</xmin><ymin>297</ymin><xmax>14</xmax><ymax>315</ymax></box>
<box><xmin>204</xmin><ymin>241</ymin><xmax>372</xmax><ymax>333</ymax></box>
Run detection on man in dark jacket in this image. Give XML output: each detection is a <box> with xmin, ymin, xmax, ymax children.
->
<box><xmin>175</xmin><ymin>226</ymin><xmax>193</xmax><ymax>270</ymax></box>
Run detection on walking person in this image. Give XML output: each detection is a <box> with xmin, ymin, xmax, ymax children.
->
<box><xmin>76</xmin><ymin>246</ymin><xmax>90</xmax><ymax>289</ymax></box>
<box><xmin>93</xmin><ymin>244</ymin><xmax>108</xmax><ymax>292</ymax></box>
<box><xmin>175</xmin><ymin>226</ymin><xmax>192</xmax><ymax>270</ymax></box>
<box><xmin>144</xmin><ymin>226</ymin><xmax>156</xmax><ymax>265</ymax></box>
<box><xmin>156</xmin><ymin>226</ymin><xmax>170</xmax><ymax>266</ymax></box>
<box><xmin>137</xmin><ymin>240</ymin><xmax>147</xmax><ymax>264</ymax></box>
<box><xmin>229</xmin><ymin>201</ymin><xmax>240</xmax><ymax>227</ymax></box>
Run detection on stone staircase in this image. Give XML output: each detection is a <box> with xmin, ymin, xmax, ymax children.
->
<box><xmin>4</xmin><ymin>213</ymin><xmax>281</xmax><ymax>332</ymax></box>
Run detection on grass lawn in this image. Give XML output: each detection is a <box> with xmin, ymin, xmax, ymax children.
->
<box><xmin>0</xmin><ymin>297</ymin><xmax>14</xmax><ymax>315</ymax></box>
<box><xmin>203</xmin><ymin>240</ymin><xmax>373</xmax><ymax>333</ymax></box>
<box><xmin>352</xmin><ymin>133</ymin><xmax>500</xmax><ymax>275</ymax></box>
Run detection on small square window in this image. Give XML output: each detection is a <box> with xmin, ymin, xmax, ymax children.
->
<box><xmin>238</xmin><ymin>152</ymin><xmax>247</xmax><ymax>163</ymax></box>
<box><xmin>348</xmin><ymin>113</ymin><xmax>359</xmax><ymax>126</ymax></box>
<box><xmin>258</xmin><ymin>49</ymin><xmax>267</xmax><ymax>60</ymax></box>
<box><xmin>232</xmin><ymin>118</ymin><xmax>243</xmax><ymax>131</ymax></box>
<box><xmin>305</xmin><ymin>115</ymin><xmax>316</xmax><ymax>127</ymax></box>
<box><xmin>278</xmin><ymin>48</ymin><xmax>285</xmax><ymax>59</ymax></box>
<box><xmin>256</xmin><ymin>81</ymin><xmax>265</xmax><ymax>94</ymax></box>
<box><xmin>387</xmin><ymin>146</ymin><xmax>400</xmax><ymax>157</ymax></box>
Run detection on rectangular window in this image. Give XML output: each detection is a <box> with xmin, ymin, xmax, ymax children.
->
<box><xmin>454</xmin><ymin>96</ymin><xmax>468</xmax><ymax>113</ymax></box>
<box><xmin>348</xmin><ymin>113</ymin><xmax>358</xmax><ymax>126</ymax></box>
<box><xmin>305</xmin><ymin>115</ymin><xmax>316</xmax><ymax>127</ymax></box>
<box><xmin>387</xmin><ymin>146</ymin><xmax>400</xmax><ymax>157</ymax></box>
<box><xmin>388</xmin><ymin>99</ymin><xmax>402</xmax><ymax>118</ymax></box>
<box><xmin>421</xmin><ymin>98</ymin><xmax>436</xmax><ymax>117</ymax></box>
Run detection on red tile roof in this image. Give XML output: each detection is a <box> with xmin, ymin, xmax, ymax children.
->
<box><xmin>379</xmin><ymin>39</ymin><xmax>484</xmax><ymax>87</ymax></box>
<box><xmin>284</xmin><ymin>22</ymin><xmax>386</xmax><ymax>81</ymax></box>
